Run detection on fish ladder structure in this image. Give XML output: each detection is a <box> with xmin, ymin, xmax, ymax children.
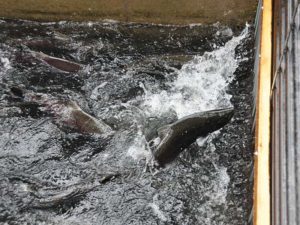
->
<box><xmin>1</xmin><ymin>0</ymin><xmax>299</xmax><ymax>224</ymax></box>
<box><xmin>252</xmin><ymin>1</ymin><xmax>272</xmax><ymax>225</ymax></box>
<box><xmin>271</xmin><ymin>0</ymin><xmax>300</xmax><ymax>224</ymax></box>
<box><xmin>252</xmin><ymin>0</ymin><xmax>300</xmax><ymax>225</ymax></box>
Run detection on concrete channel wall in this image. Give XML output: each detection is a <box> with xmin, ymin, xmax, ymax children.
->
<box><xmin>1</xmin><ymin>0</ymin><xmax>256</xmax><ymax>25</ymax></box>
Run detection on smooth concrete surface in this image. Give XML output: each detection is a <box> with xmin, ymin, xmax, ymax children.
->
<box><xmin>0</xmin><ymin>0</ymin><xmax>257</xmax><ymax>25</ymax></box>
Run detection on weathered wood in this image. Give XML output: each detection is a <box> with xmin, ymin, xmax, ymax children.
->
<box><xmin>253</xmin><ymin>0</ymin><xmax>272</xmax><ymax>224</ymax></box>
<box><xmin>0</xmin><ymin>0</ymin><xmax>256</xmax><ymax>25</ymax></box>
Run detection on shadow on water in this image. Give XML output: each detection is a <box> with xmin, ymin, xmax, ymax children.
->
<box><xmin>0</xmin><ymin>19</ymin><xmax>254</xmax><ymax>224</ymax></box>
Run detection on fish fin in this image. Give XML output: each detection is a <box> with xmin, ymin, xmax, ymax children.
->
<box><xmin>157</xmin><ymin>125</ymin><xmax>171</xmax><ymax>139</ymax></box>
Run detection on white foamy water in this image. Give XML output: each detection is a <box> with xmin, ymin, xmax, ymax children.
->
<box><xmin>141</xmin><ymin>26</ymin><xmax>248</xmax><ymax>119</ymax></box>
<box><xmin>0</xmin><ymin>49</ymin><xmax>12</xmax><ymax>82</ymax></box>
<box><xmin>126</xmin><ymin>26</ymin><xmax>249</xmax><ymax>162</ymax></box>
<box><xmin>214</xmin><ymin>167</ymin><xmax>231</xmax><ymax>203</ymax></box>
<box><xmin>149</xmin><ymin>202</ymin><xmax>168</xmax><ymax>222</ymax></box>
<box><xmin>127</xmin><ymin>130</ymin><xmax>151</xmax><ymax>161</ymax></box>
<box><xmin>196</xmin><ymin>165</ymin><xmax>231</xmax><ymax>225</ymax></box>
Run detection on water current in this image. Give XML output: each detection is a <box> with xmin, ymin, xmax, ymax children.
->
<box><xmin>0</xmin><ymin>19</ymin><xmax>254</xmax><ymax>225</ymax></box>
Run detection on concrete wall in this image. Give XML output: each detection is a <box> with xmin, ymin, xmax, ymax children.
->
<box><xmin>0</xmin><ymin>0</ymin><xmax>257</xmax><ymax>25</ymax></box>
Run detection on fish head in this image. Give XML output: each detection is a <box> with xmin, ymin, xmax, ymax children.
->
<box><xmin>200</xmin><ymin>107</ymin><xmax>234</xmax><ymax>131</ymax></box>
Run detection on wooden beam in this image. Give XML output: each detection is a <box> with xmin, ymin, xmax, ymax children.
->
<box><xmin>253</xmin><ymin>0</ymin><xmax>272</xmax><ymax>224</ymax></box>
<box><xmin>0</xmin><ymin>0</ymin><xmax>256</xmax><ymax>25</ymax></box>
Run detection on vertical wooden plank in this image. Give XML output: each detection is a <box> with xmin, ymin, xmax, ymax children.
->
<box><xmin>272</xmin><ymin>2</ymin><xmax>280</xmax><ymax>224</ymax></box>
<box><xmin>294</xmin><ymin>4</ymin><xmax>300</xmax><ymax>224</ymax></box>
<box><xmin>253</xmin><ymin>0</ymin><xmax>272</xmax><ymax>224</ymax></box>
<box><xmin>286</xmin><ymin>1</ymin><xmax>297</xmax><ymax>223</ymax></box>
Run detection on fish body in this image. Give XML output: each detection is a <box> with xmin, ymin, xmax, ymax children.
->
<box><xmin>154</xmin><ymin>107</ymin><xmax>234</xmax><ymax>166</ymax></box>
<box><xmin>65</xmin><ymin>101</ymin><xmax>113</xmax><ymax>134</ymax></box>
<box><xmin>32</xmin><ymin>51</ymin><xmax>82</xmax><ymax>73</ymax></box>
<box><xmin>18</xmin><ymin>90</ymin><xmax>112</xmax><ymax>134</ymax></box>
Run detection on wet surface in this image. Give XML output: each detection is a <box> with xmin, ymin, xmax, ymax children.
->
<box><xmin>0</xmin><ymin>19</ymin><xmax>254</xmax><ymax>224</ymax></box>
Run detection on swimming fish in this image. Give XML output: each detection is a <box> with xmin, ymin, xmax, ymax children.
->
<box><xmin>154</xmin><ymin>107</ymin><xmax>234</xmax><ymax>166</ymax></box>
<box><xmin>31</xmin><ymin>51</ymin><xmax>82</xmax><ymax>73</ymax></box>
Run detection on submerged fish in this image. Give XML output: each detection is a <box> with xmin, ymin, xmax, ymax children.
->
<box><xmin>63</xmin><ymin>100</ymin><xmax>113</xmax><ymax>134</ymax></box>
<box><xmin>24</xmin><ymin>39</ymin><xmax>56</xmax><ymax>51</ymax></box>
<box><xmin>154</xmin><ymin>107</ymin><xmax>234</xmax><ymax>166</ymax></box>
<box><xmin>31</xmin><ymin>173</ymin><xmax>120</xmax><ymax>209</ymax></box>
<box><xmin>10</xmin><ymin>87</ymin><xmax>112</xmax><ymax>134</ymax></box>
<box><xmin>31</xmin><ymin>51</ymin><xmax>82</xmax><ymax>73</ymax></box>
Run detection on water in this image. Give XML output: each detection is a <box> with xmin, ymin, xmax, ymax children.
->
<box><xmin>0</xmin><ymin>20</ymin><xmax>254</xmax><ymax>224</ymax></box>
<box><xmin>141</xmin><ymin>27</ymin><xmax>248</xmax><ymax>119</ymax></box>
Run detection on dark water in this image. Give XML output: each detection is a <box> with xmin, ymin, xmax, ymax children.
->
<box><xmin>0</xmin><ymin>19</ymin><xmax>254</xmax><ymax>225</ymax></box>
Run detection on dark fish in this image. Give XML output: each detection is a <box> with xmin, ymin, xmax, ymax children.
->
<box><xmin>25</xmin><ymin>39</ymin><xmax>55</xmax><ymax>51</ymax></box>
<box><xmin>154</xmin><ymin>107</ymin><xmax>234</xmax><ymax>166</ymax></box>
<box><xmin>143</xmin><ymin>110</ymin><xmax>178</xmax><ymax>141</ymax></box>
<box><xmin>31</xmin><ymin>51</ymin><xmax>82</xmax><ymax>73</ymax></box>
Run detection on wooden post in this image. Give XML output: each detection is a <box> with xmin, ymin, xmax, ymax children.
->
<box><xmin>253</xmin><ymin>0</ymin><xmax>272</xmax><ymax>224</ymax></box>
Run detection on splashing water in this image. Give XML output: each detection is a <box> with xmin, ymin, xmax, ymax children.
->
<box><xmin>124</xmin><ymin>26</ymin><xmax>249</xmax><ymax>161</ymax></box>
<box><xmin>141</xmin><ymin>26</ymin><xmax>249</xmax><ymax>118</ymax></box>
<box><xmin>0</xmin><ymin>48</ymin><xmax>12</xmax><ymax>82</ymax></box>
<box><xmin>0</xmin><ymin>20</ymin><xmax>254</xmax><ymax>225</ymax></box>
